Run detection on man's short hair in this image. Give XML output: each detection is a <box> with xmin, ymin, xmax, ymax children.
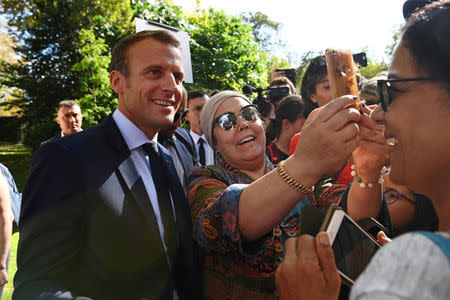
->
<box><xmin>187</xmin><ymin>89</ymin><xmax>209</xmax><ymax>105</ymax></box>
<box><xmin>109</xmin><ymin>30</ymin><xmax>181</xmax><ymax>78</ymax></box>
<box><xmin>57</xmin><ymin>100</ymin><xmax>80</xmax><ymax>110</ymax></box>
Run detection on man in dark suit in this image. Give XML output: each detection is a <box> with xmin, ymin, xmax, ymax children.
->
<box><xmin>159</xmin><ymin>87</ymin><xmax>199</xmax><ymax>195</ymax></box>
<box><xmin>41</xmin><ymin>100</ymin><xmax>83</xmax><ymax>146</ymax></box>
<box><xmin>14</xmin><ymin>30</ymin><xmax>198</xmax><ymax>300</ymax></box>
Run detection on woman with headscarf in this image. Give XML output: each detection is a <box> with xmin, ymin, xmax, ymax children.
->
<box><xmin>188</xmin><ymin>89</ymin><xmax>390</xmax><ymax>299</ymax></box>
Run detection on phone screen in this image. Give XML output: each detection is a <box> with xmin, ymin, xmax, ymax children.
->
<box><xmin>331</xmin><ymin>216</ymin><xmax>380</xmax><ymax>283</ymax></box>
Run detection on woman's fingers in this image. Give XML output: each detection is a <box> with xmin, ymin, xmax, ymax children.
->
<box><xmin>377</xmin><ymin>231</ymin><xmax>392</xmax><ymax>246</ymax></box>
<box><xmin>316</xmin><ymin>95</ymin><xmax>360</xmax><ymax>123</ymax></box>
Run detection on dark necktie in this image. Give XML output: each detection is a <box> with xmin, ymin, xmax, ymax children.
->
<box><xmin>142</xmin><ymin>142</ymin><xmax>177</xmax><ymax>267</ymax></box>
<box><xmin>198</xmin><ymin>138</ymin><xmax>206</xmax><ymax>166</ymax></box>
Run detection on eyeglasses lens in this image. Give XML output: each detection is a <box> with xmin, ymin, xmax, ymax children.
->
<box><xmin>216</xmin><ymin>106</ymin><xmax>258</xmax><ymax>131</ymax></box>
<box><xmin>241</xmin><ymin>106</ymin><xmax>258</xmax><ymax>122</ymax></box>
<box><xmin>217</xmin><ymin>113</ymin><xmax>237</xmax><ymax>131</ymax></box>
<box><xmin>384</xmin><ymin>190</ymin><xmax>399</xmax><ymax>204</ymax></box>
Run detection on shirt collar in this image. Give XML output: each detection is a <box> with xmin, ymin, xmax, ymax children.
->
<box><xmin>112</xmin><ymin>108</ymin><xmax>158</xmax><ymax>151</ymax></box>
<box><xmin>190</xmin><ymin>130</ymin><xmax>206</xmax><ymax>144</ymax></box>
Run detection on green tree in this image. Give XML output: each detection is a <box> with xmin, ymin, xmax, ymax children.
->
<box><xmin>359</xmin><ymin>59</ymin><xmax>388</xmax><ymax>79</ymax></box>
<box><xmin>0</xmin><ymin>0</ymin><xmax>131</xmax><ymax>150</ymax></box>
<box><xmin>133</xmin><ymin>0</ymin><xmax>270</xmax><ymax>92</ymax></box>
<box><xmin>187</xmin><ymin>6</ymin><xmax>269</xmax><ymax>91</ymax></box>
<box><xmin>385</xmin><ymin>27</ymin><xmax>401</xmax><ymax>60</ymax></box>
<box><xmin>72</xmin><ymin>26</ymin><xmax>117</xmax><ymax>128</ymax></box>
<box><xmin>0</xmin><ymin>18</ymin><xmax>22</xmax><ymax>116</ymax></box>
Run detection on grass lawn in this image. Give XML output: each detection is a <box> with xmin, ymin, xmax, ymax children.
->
<box><xmin>0</xmin><ymin>143</ymin><xmax>32</xmax><ymax>300</ymax></box>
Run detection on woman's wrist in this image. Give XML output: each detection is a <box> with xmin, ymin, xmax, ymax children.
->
<box><xmin>283</xmin><ymin>156</ymin><xmax>321</xmax><ymax>188</ymax></box>
<box><xmin>351</xmin><ymin>165</ymin><xmax>384</xmax><ymax>188</ymax></box>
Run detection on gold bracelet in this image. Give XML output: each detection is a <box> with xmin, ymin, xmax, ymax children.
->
<box><xmin>276</xmin><ymin>161</ymin><xmax>314</xmax><ymax>194</ymax></box>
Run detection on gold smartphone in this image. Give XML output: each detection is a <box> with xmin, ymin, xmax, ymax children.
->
<box><xmin>325</xmin><ymin>49</ymin><xmax>361</xmax><ymax>108</ymax></box>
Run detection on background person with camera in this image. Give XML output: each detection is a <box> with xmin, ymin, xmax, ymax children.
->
<box><xmin>265</xmin><ymin>95</ymin><xmax>306</xmax><ymax>166</ymax></box>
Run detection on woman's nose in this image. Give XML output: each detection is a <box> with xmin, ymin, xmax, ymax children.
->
<box><xmin>236</xmin><ymin>115</ymin><xmax>249</xmax><ymax>130</ymax></box>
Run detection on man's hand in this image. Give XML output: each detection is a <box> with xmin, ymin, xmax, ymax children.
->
<box><xmin>276</xmin><ymin>232</ymin><xmax>341</xmax><ymax>300</ymax></box>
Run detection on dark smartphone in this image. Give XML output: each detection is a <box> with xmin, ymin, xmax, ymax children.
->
<box><xmin>275</xmin><ymin>68</ymin><xmax>296</xmax><ymax>85</ymax></box>
<box><xmin>320</xmin><ymin>205</ymin><xmax>381</xmax><ymax>287</ymax></box>
<box><xmin>267</xmin><ymin>86</ymin><xmax>290</xmax><ymax>104</ymax></box>
<box><xmin>353</xmin><ymin>52</ymin><xmax>368</xmax><ymax>67</ymax></box>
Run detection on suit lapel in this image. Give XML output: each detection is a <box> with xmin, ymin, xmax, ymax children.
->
<box><xmin>101</xmin><ymin>116</ymin><xmax>164</xmax><ymax>241</ymax></box>
<box><xmin>172</xmin><ymin>137</ymin><xmax>192</xmax><ymax>179</ymax></box>
<box><xmin>117</xmin><ymin>156</ymin><xmax>164</xmax><ymax>240</ymax></box>
<box><xmin>159</xmin><ymin>145</ymin><xmax>193</xmax><ymax>243</ymax></box>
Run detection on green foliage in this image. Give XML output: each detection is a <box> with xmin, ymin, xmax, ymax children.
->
<box><xmin>72</xmin><ymin>27</ymin><xmax>117</xmax><ymax>128</ymax></box>
<box><xmin>0</xmin><ymin>0</ymin><xmax>132</xmax><ymax>149</ymax></box>
<box><xmin>359</xmin><ymin>60</ymin><xmax>388</xmax><ymax>79</ymax></box>
<box><xmin>385</xmin><ymin>27</ymin><xmax>401</xmax><ymax>60</ymax></box>
<box><xmin>131</xmin><ymin>0</ymin><xmax>189</xmax><ymax>30</ymax></box>
<box><xmin>187</xmin><ymin>7</ymin><xmax>269</xmax><ymax>91</ymax></box>
<box><xmin>1</xmin><ymin>0</ymin><xmax>278</xmax><ymax>148</ymax></box>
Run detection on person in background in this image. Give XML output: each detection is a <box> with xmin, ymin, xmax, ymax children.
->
<box><xmin>185</xmin><ymin>89</ymin><xmax>215</xmax><ymax>166</ymax></box>
<box><xmin>300</xmin><ymin>55</ymin><xmax>332</xmax><ymax>117</ymax></box>
<box><xmin>257</xmin><ymin>76</ymin><xmax>299</xmax><ymax>125</ymax></box>
<box><xmin>276</xmin><ymin>3</ymin><xmax>450</xmax><ymax>299</ymax></box>
<box><xmin>41</xmin><ymin>100</ymin><xmax>83</xmax><ymax>145</ymax></box>
<box><xmin>159</xmin><ymin>86</ymin><xmax>199</xmax><ymax>195</ymax></box>
<box><xmin>269</xmin><ymin>76</ymin><xmax>299</xmax><ymax>106</ymax></box>
<box><xmin>360</xmin><ymin>71</ymin><xmax>388</xmax><ymax>105</ymax></box>
<box><xmin>265</xmin><ymin>95</ymin><xmax>306</xmax><ymax>166</ymax></box>
<box><xmin>0</xmin><ymin>165</ymin><xmax>15</xmax><ymax>298</ymax></box>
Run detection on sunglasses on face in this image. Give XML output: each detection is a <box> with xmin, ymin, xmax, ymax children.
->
<box><xmin>173</xmin><ymin>108</ymin><xmax>188</xmax><ymax>123</ymax></box>
<box><xmin>377</xmin><ymin>77</ymin><xmax>436</xmax><ymax>112</ymax></box>
<box><xmin>214</xmin><ymin>105</ymin><xmax>259</xmax><ymax>131</ymax></box>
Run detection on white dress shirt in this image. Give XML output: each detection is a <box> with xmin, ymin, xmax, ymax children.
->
<box><xmin>112</xmin><ymin>109</ymin><xmax>170</xmax><ymax>248</ymax></box>
<box><xmin>189</xmin><ymin>130</ymin><xmax>215</xmax><ymax>166</ymax></box>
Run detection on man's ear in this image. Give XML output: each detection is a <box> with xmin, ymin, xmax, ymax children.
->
<box><xmin>56</xmin><ymin>111</ymin><xmax>62</xmax><ymax>125</ymax></box>
<box><xmin>110</xmin><ymin>70</ymin><xmax>126</xmax><ymax>95</ymax></box>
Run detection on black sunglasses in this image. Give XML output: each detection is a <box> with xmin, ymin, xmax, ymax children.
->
<box><xmin>214</xmin><ymin>105</ymin><xmax>259</xmax><ymax>131</ymax></box>
<box><xmin>173</xmin><ymin>108</ymin><xmax>188</xmax><ymax>122</ymax></box>
<box><xmin>377</xmin><ymin>78</ymin><xmax>436</xmax><ymax>112</ymax></box>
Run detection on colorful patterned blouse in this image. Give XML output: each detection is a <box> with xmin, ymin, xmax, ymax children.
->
<box><xmin>188</xmin><ymin>156</ymin><xmax>347</xmax><ymax>299</ymax></box>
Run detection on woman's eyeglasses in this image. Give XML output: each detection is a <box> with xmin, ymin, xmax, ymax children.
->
<box><xmin>377</xmin><ymin>78</ymin><xmax>436</xmax><ymax>112</ymax></box>
<box><xmin>384</xmin><ymin>189</ymin><xmax>416</xmax><ymax>205</ymax></box>
<box><xmin>173</xmin><ymin>108</ymin><xmax>188</xmax><ymax>123</ymax></box>
<box><xmin>214</xmin><ymin>105</ymin><xmax>259</xmax><ymax>131</ymax></box>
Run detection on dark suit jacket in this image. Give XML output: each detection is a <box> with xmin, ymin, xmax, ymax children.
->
<box><xmin>159</xmin><ymin>127</ymin><xmax>199</xmax><ymax>195</ymax></box>
<box><xmin>40</xmin><ymin>135</ymin><xmax>61</xmax><ymax>147</ymax></box>
<box><xmin>14</xmin><ymin>115</ymin><xmax>199</xmax><ymax>300</ymax></box>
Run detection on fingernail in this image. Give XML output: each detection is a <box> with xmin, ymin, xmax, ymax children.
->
<box><xmin>318</xmin><ymin>232</ymin><xmax>330</xmax><ymax>246</ymax></box>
